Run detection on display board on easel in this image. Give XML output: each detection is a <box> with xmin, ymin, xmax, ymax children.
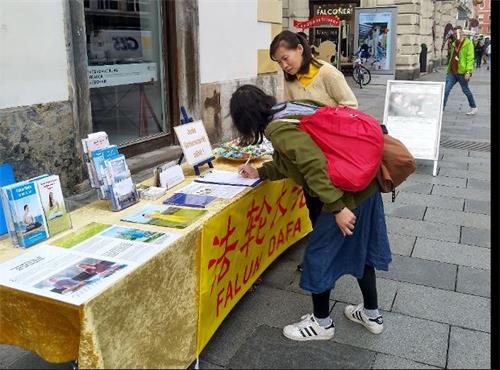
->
<box><xmin>174</xmin><ymin>109</ymin><xmax>215</xmax><ymax>175</ymax></box>
<box><xmin>382</xmin><ymin>80</ymin><xmax>445</xmax><ymax>176</ymax></box>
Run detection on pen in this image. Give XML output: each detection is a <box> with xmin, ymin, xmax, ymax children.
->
<box><xmin>239</xmin><ymin>155</ymin><xmax>252</xmax><ymax>175</ymax></box>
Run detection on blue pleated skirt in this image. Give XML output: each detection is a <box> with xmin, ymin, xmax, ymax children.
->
<box><xmin>300</xmin><ymin>192</ymin><xmax>392</xmax><ymax>294</ymax></box>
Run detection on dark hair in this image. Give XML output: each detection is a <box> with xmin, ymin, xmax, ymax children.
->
<box><xmin>454</xmin><ymin>25</ymin><xmax>463</xmax><ymax>30</ymax></box>
<box><xmin>24</xmin><ymin>204</ymin><xmax>28</xmax><ymax>210</ymax></box>
<box><xmin>297</xmin><ymin>31</ymin><xmax>308</xmax><ymax>42</ymax></box>
<box><xmin>229</xmin><ymin>85</ymin><xmax>278</xmax><ymax>145</ymax></box>
<box><xmin>269</xmin><ymin>30</ymin><xmax>322</xmax><ymax>82</ymax></box>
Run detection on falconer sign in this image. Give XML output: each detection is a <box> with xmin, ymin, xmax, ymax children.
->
<box><xmin>293</xmin><ymin>15</ymin><xmax>341</xmax><ymax>30</ymax></box>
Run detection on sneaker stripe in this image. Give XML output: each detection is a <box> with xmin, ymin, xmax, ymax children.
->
<box><xmin>299</xmin><ymin>329</ymin><xmax>306</xmax><ymax>338</ymax></box>
<box><xmin>310</xmin><ymin>326</ymin><xmax>318</xmax><ymax>335</ymax></box>
<box><xmin>304</xmin><ymin>327</ymin><xmax>312</xmax><ymax>336</ymax></box>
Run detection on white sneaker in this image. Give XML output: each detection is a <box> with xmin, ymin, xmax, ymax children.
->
<box><xmin>466</xmin><ymin>107</ymin><xmax>478</xmax><ymax>115</ymax></box>
<box><xmin>344</xmin><ymin>303</ymin><xmax>384</xmax><ymax>334</ymax></box>
<box><xmin>283</xmin><ymin>314</ymin><xmax>335</xmax><ymax>341</ymax></box>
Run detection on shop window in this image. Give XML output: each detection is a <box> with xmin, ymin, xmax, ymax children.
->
<box><xmin>85</xmin><ymin>0</ymin><xmax>167</xmax><ymax>146</ymax></box>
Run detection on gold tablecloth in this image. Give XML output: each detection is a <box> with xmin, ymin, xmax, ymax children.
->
<box><xmin>0</xmin><ymin>157</ymin><xmax>309</xmax><ymax>368</ymax></box>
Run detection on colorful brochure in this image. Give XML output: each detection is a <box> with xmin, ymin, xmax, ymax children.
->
<box><xmin>121</xmin><ymin>204</ymin><xmax>208</xmax><ymax>229</ymax></box>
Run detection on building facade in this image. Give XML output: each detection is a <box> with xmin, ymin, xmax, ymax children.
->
<box><xmin>283</xmin><ymin>0</ymin><xmax>475</xmax><ymax>79</ymax></box>
<box><xmin>475</xmin><ymin>0</ymin><xmax>491</xmax><ymax>36</ymax></box>
<box><xmin>0</xmin><ymin>0</ymin><xmax>284</xmax><ymax>195</ymax></box>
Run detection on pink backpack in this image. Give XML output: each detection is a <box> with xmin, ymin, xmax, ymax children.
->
<box><xmin>298</xmin><ymin>105</ymin><xmax>384</xmax><ymax>192</ymax></box>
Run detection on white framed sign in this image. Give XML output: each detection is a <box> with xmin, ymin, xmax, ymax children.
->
<box><xmin>88</xmin><ymin>63</ymin><xmax>157</xmax><ymax>88</ymax></box>
<box><xmin>383</xmin><ymin>80</ymin><xmax>445</xmax><ymax>176</ymax></box>
<box><xmin>174</xmin><ymin>120</ymin><xmax>214</xmax><ymax>166</ymax></box>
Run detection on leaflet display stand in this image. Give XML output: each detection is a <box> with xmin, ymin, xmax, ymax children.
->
<box><xmin>176</xmin><ymin>106</ymin><xmax>214</xmax><ymax>176</ymax></box>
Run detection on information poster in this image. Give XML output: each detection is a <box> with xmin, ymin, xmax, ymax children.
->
<box><xmin>354</xmin><ymin>7</ymin><xmax>397</xmax><ymax>75</ymax></box>
<box><xmin>383</xmin><ymin>80</ymin><xmax>445</xmax><ymax>161</ymax></box>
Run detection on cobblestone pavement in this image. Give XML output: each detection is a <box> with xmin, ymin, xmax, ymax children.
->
<box><xmin>0</xmin><ymin>67</ymin><xmax>491</xmax><ymax>369</ymax></box>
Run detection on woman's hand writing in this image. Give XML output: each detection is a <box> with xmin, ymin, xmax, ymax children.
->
<box><xmin>238</xmin><ymin>165</ymin><xmax>259</xmax><ymax>178</ymax></box>
<box><xmin>335</xmin><ymin>207</ymin><xmax>356</xmax><ymax>236</ymax></box>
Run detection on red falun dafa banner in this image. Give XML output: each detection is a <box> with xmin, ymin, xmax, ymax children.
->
<box><xmin>197</xmin><ymin>179</ymin><xmax>312</xmax><ymax>353</ymax></box>
<box><xmin>293</xmin><ymin>15</ymin><xmax>341</xmax><ymax>29</ymax></box>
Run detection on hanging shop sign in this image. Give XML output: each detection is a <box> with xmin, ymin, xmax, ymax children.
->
<box><xmin>87</xmin><ymin>62</ymin><xmax>157</xmax><ymax>88</ymax></box>
<box><xmin>314</xmin><ymin>4</ymin><xmax>355</xmax><ymax>18</ymax></box>
<box><xmin>294</xmin><ymin>15</ymin><xmax>341</xmax><ymax>29</ymax></box>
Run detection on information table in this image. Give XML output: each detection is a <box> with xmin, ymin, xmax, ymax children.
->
<box><xmin>0</xmin><ymin>159</ymin><xmax>312</xmax><ymax>368</ymax></box>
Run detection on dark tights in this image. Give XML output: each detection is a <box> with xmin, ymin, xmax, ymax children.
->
<box><xmin>312</xmin><ymin>265</ymin><xmax>378</xmax><ymax>318</ymax></box>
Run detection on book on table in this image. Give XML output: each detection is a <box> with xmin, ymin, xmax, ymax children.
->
<box><xmin>34</xmin><ymin>175</ymin><xmax>72</xmax><ymax>236</ymax></box>
<box><xmin>0</xmin><ymin>180</ymin><xmax>49</xmax><ymax>248</ymax></box>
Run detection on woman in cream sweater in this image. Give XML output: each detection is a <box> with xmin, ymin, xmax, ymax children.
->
<box><xmin>269</xmin><ymin>30</ymin><xmax>359</xmax><ymax>263</ymax></box>
<box><xmin>270</xmin><ymin>30</ymin><xmax>358</xmax><ymax>108</ymax></box>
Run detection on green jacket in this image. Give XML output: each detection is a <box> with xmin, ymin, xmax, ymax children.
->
<box><xmin>257</xmin><ymin>118</ymin><xmax>379</xmax><ymax>213</ymax></box>
<box><xmin>447</xmin><ymin>37</ymin><xmax>474</xmax><ymax>75</ymax></box>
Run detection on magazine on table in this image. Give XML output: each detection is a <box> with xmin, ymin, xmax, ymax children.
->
<box><xmin>0</xmin><ymin>181</ymin><xmax>49</xmax><ymax>248</ymax></box>
<box><xmin>35</xmin><ymin>175</ymin><xmax>72</xmax><ymax>236</ymax></box>
<box><xmin>121</xmin><ymin>204</ymin><xmax>208</xmax><ymax>229</ymax></box>
<box><xmin>175</xmin><ymin>182</ymin><xmax>248</xmax><ymax>199</ymax></box>
<box><xmin>90</xmin><ymin>145</ymin><xmax>120</xmax><ymax>199</ymax></box>
<box><xmin>51</xmin><ymin>222</ymin><xmax>181</xmax><ymax>265</ymax></box>
<box><xmin>104</xmin><ymin>155</ymin><xmax>139</xmax><ymax>211</ymax></box>
<box><xmin>162</xmin><ymin>193</ymin><xmax>216</xmax><ymax>208</ymax></box>
<box><xmin>82</xmin><ymin>132</ymin><xmax>109</xmax><ymax>188</ymax></box>
<box><xmin>0</xmin><ymin>223</ymin><xmax>182</xmax><ymax>305</ymax></box>
<box><xmin>0</xmin><ymin>244</ymin><xmax>132</xmax><ymax>305</ymax></box>
<box><xmin>195</xmin><ymin>170</ymin><xmax>262</xmax><ymax>187</ymax></box>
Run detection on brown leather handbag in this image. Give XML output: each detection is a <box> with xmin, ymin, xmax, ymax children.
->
<box><xmin>376</xmin><ymin>134</ymin><xmax>416</xmax><ymax>197</ymax></box>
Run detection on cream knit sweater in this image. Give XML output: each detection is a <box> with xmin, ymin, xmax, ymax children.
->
<box><xmin>284</xmin><ymin>61</ymin><xmax>358</xmax><ymax>108</ymax></box>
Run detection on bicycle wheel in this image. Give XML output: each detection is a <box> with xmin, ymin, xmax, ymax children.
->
<box><xmin>358</xmin><ymin>65</ymin><xmax>371</xmax><ymax>85</ymax></box>
<box><xmin>352</xmin><ymin>66</ymin><xmax>363</xmax><ymax>88</ymax></box>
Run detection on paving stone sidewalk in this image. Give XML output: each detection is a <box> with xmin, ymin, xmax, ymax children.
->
<box><xmin>0</xmin><ymin>67</ymin><xmax>491</xmax><ymax>369</ymax></box>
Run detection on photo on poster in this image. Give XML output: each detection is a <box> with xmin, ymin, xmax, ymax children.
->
<box><xmin>100</xmin><ymin>226</ymin><xmax>165</xmax><ymax>243</ymax></box>
<box><xmin>355</xmin><ymin>9</ymin><xmax>395</xmax><ymax>73</ymax></box>
<box><xmin>33</xmin><ymin>257</ymin><xmax>127</xmax><ymax>296</ymax></box>
<box><xmin>383</xmin><ymin>80</ymin><xmax>445</xmax><ymax>160</ymax></box>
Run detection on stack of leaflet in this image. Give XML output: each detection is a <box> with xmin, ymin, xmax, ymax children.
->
<box><xmin>82</xmin><ymin>132</ymin><xmax>139</xmax><ymax>211</ymax></box>
<box><xmin>0</xmin><ymin>174</ymin><xmax>72</xmax><ymax>248</ymax></box>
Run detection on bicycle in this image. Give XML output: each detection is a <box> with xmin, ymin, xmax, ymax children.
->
<box><xmin>352</xmin><ymin>56</ymin><xmax>371</xmax><ymax>88</ymax></box>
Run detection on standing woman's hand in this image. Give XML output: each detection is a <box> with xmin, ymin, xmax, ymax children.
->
<box><xmin>335</xmin><ymin>207</ymin><xmax>357</xmax><ymax>236</ymax></box>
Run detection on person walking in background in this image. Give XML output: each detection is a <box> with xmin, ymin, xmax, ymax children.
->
<box><xmin>474</xmin><ymin>39</ymin><xmax>484</xmax><ymax>68</ymax></box>
<box><xmin>269</xmin><ymin>30</ymin><xmax>358</xmax><ymax>269</ymax></box>
<box><xmin>229</xmin><ymin>85</ymin><xmax>392</xmax><ymax>341</ymax></box>
<box><xmin>483</xmin><ymin>37</ymin><xmax>491</xmax><ymax>70</ymax></box>
<box><xmin>443</xmin><ymin>26</ymin><xmax>477</xmax><ymax>115</ymax></box>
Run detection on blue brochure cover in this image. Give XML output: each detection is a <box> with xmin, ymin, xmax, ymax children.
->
<box><xmin>162</xmin><ymin>193</ymin><xmax>216</xmax><ymax>208</ymax></box>
<box><xmin>0</xmin><ymin>164</ymin><xmax>16</xmax><ymax>236</ymax></box>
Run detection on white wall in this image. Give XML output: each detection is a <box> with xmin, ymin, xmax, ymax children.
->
<box><xmin>0</xmin><ymin>0</ymin><xmax>70</xmax><ymax>109</ymax></box>
<box><xmin>199</xmin><ymin>0</ymin><xmax>273</xmax><ymax>84</ymax></box>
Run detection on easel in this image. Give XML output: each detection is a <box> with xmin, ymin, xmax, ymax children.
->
<box><xmin>138</xmin><ymin>82</ymin><xmax>162</xmax><ymax>136</ymax></box>
<box><xmin>177</xmin><ymin>106</ymin><xmax>214</xmax><ymax>176</ymax></box>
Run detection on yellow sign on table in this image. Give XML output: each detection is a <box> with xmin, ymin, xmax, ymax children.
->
<box><xmin>197</xmin><ymin>179</ymin><xmax>312</xmax><ymax>353</ymax></box>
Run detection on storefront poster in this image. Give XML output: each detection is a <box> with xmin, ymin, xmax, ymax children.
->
<box><xmin>383</xmin><ymin>81</ymin><xmax>445</xmax><ymax>161</ymax></box>
<box><xmin>354</xmin><ymin>7</ymin><xmax>397</xmax><ymax>74</ymax></box>
<box><xmin>197</xmin><ymin>179</ymin><xmax>312</xmax><ymax>353</ymax></box>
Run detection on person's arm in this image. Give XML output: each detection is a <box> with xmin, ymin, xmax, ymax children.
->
<box><xmin>266</xmin><ymin>122</ymin><xmax>346</xmax><ymax>213</ymax></box>
<box><xmin>323</xmin><ymin>67</ymin><xmax>358</xmax><ymax>108</ymax></box>
<box><xmin>464</xmin><ymin>40</ymin><xmax>475</xmax><ymax>75</ymax></box>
